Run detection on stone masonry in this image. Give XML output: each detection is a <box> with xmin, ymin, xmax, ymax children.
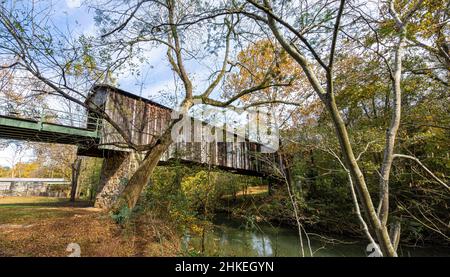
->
<box><xmin>94</xmin><ymin>152</ymin><xmax>139</xmax><ymax>209</ymax></box>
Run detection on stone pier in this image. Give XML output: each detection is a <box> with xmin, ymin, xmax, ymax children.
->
<box><xmin>94</xmin><ymin>152</ymin><xmax>139</xmax><ymax>209</ymax></box>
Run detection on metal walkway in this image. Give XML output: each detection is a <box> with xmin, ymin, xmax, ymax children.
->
<box><xmin>0</xmin><ymin>102</ymin><xmax>100</xmax><ymax>146</ymax></box>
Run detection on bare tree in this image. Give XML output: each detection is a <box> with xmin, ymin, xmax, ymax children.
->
<box><xmin>0</xmin><ymin>0</ymin><xmax>284</xmax><ymax>211</ymax></box>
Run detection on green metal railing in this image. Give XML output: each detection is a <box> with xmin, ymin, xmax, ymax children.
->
<box><xmin>0</xmin><ymin>100</ymin><xmax>102</xmax><ymax>138</ymax></box>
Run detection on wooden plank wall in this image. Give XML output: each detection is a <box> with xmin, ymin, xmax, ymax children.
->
<box><xmin>92</xmin><ymin>88</ymin><xmax>272</xmax><ymax>174</ymax></box>
<box><xmin>97</xmin><ymin>89</ymin><xmax>171</xmax><ymax>150</ymax></box>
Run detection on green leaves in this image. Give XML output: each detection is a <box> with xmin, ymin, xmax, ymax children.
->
<box><xmin>110</xmin><ymin>205</ymin><xmax>132</xmax><ymax>225</ymax></box>
<box><xmin>12</xmin><ymin>20</ymin><xmax>24</xmax><ymax>33</ymax></box>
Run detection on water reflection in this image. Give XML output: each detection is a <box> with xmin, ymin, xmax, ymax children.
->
<box><xmin>251</xmin><ymin>233</ymin><xmax>273</xmax><ymax>256</ymax></box>
<box><xmin>183</xmin><ymin>215</ymin><xmax>450</xmax><ymax>257</ymax></box>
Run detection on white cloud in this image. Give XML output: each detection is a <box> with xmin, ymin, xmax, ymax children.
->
<box><xmin>0</xmin><ymin>143</ymin><xmax>34</xmax><ymax>167</ymax></box>
<box><xmin>66</xmin><ymin>0</ymin><xmax>81</xmax><ymax>9</ymax></box>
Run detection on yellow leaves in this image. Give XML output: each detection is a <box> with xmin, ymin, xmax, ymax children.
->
<box><xmin>3</xmin><ymin>162</ymin><xmax>40</xmax><ymax>178</ymax></box>
<box><xmin>83</xmin><ymin>54</ymin><xmax>97</xmax><ymax>72</ymax></box>
<box><xmin>190</xmin><ymin>224</ymin><xmax>204</xmax><ymax>236</ymax></box>
<box><xmin>64</xmin><ymin>54</ymin><xmax>97</xmax><ymax>77</ymax></box>
<box><xmin>225</xmin><ymin>39</ymin><xmax>302</xmax><ymax>100</ymax></box>
<box><xmin>181</xmin><ymin>171</ymin><xmax>215</xmax><ymax>207</ymax></box>
<box><xmin>333</xmin><ymin>54</ymin><xmax>387</xmax><ymax>108</ymax></box>
<box><xmin>405</xmin><ymin>0</ymin><xmax>447</xmax><ymax>39</ymax></box>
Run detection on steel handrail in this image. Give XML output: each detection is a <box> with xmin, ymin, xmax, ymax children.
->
<box><xmin>0</xmin><ymin>102</ymin><xmax>102</xmax><ymax>130</ymax></box>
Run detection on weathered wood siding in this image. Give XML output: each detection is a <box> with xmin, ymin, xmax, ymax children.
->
<box><xmin>87</xmin><ymin>86</ymin><xmax>272</xmax><ymax>174</ymax></box>
<box><xmin>87</xmin><ymin>86</ymin><xmax>171</xmax><ymax>150</ymax></box>
<box><xmin>163</xmin><ymin>118</ymin><xmax>264</xmax><ymax>172</ymax></box>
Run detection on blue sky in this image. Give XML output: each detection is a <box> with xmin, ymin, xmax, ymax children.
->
<box><xmin>1</xmin><ymin>1</ymin><xmax>280</xmax><ymax>167</ymax></box>
<box><xmin>59</xmin><ymin>0</ymin><xmax>219</xmax><ymax>106</ymax></box>
<box><xmin>0</xmin><ymin>0</ymin><xmax>225</xmax><ymax>166</ymax></box>
<box><xmin>61</xmin><ymin>1</ymin><xmax>178</xmax><ymax>102</ymax></box>
<box><xmin>1</xmin><ymin>0</ymin><xmax>174</xmax><ymax>166</ymax></box>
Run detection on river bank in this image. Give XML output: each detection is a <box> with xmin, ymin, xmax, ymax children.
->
<box><xmin>215</xmin><ymin>187</ymin><xmax>450</xmax><ymax>252</ymax></box>
<box><xmin>0</xmin><ymin>196</ymin><xmax>448</xmax><ymax>257</ymax></box>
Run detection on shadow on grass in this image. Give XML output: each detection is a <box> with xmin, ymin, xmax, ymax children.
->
<box><xmin>0</xmin><ymin>199</ymin><xmax>93</xmax><ymax>208</ymax></box>
<box><xmin>0</xmin><ymin>197</ymin><xmax>96</xmax><ymax>224</ymax></box>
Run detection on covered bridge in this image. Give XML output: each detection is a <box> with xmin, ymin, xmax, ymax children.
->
<box><xmin>81</xmin><ymin>84</ymin><xmax>277</xmax><ymax>176</ymax></box>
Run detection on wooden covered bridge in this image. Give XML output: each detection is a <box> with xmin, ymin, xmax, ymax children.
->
<box><xmin>0</xmin><ymin>85</ymin><xmax>279</xmax><ymax>207</ymax></box>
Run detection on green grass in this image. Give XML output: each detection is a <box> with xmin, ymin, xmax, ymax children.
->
<box><xmin>221</xmin><ymin>185</ymin><xmax>269</xmax><ymax>201</ymax></box>
<box><xmin>0</xmin><ymin>196</ymin><xmax>92</xmax><ymax>224</ymax></box>
<box><xmin>0</xmin><ymin>196</ymin><xmax>181</xmax><ymax>257</ymax></box>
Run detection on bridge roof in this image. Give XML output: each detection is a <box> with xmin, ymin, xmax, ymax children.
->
<box><xmin>91</xmin><ymin>84</ymin><xmax>172</xmax><ymax>111</ymax></box>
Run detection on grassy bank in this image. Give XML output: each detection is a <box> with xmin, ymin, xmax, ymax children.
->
<box><xmin>0</xmin><ymin>196</ymin><xmax>180</xmax><ymax>257</ymax></box>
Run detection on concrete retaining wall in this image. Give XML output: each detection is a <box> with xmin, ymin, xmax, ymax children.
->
<box><xmin>0</xmin><ymin>178</ymin><xmax>70</xmax><ymax>197</ymax></box>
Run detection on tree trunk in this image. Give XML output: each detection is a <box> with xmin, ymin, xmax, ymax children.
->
<box><xmin>113</xmin><ymin>134</ymin><xmax>173</xmax><ymax>211</ymax></box>
<box><xmin>378</xmin><ymin>29</ymin><xmax>406</xmax><ymax>226</ymax></box>
<box><xmin>325</xmin><ymin>95</ymin><xmax>397</xmax><ymax>257</ymax></box>
<box><xmin>389</xmin><ymin>220</ymin><xmax>401</xmax><ymax>252</ymax></box>
<box><xmin>262</xmin><ymin>0</ymin><xmax>401</xmax><ymax>256</ymax></box>
<box><xmin>70</xmin><ymin>157</ymin><xmax>82</xmax><ymax>202</ymax></box>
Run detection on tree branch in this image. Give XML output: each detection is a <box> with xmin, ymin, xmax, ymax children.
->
<box><xmin>393</xmin><ymin>154</ymin><xmax>449</xmax><ymax>190</ymax></box>
<box><xmin>101</xmin><ymin>0</ymin><xmax>148</xmax><ymax>38</ymax></box>
<box><xmin>200</xmin><ymin>18</ymin><xmax>233</xmax><ymax>98</ymax></box>
<box><xmin>247</xmin><ymin>0</ymin><xmax>328</xmax><ymax>69</ymax></box>
<box><xmin>328</xmin><ymin>0</ymin><xmax>345</xmax><ymax>71</ymax></box>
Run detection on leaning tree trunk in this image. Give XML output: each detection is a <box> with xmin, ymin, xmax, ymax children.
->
<box><xmin>112</xmin><ymin>132</ymin><xmax>173</xmax><ymax>212</ymax></box>
<box><xmin>70</xmin><ymin>157</ymin><xmax>82</xmax><ymax>202</ymax></box>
